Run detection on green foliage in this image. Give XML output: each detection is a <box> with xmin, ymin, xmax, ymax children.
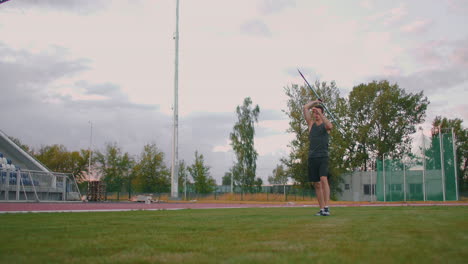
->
<box><xmin>348</xmin><ymin>81</ymin><xmax>429</xmax><ymax>166</ymax></box>
<box><xmin>230</xmin><ymin>97</ymin><xmax>260</xmax><ymax>192</ymax></box>
<box><xmin>222</xmin><ymin>171</ymin><xmax>232</xmax><ymax>186</ymax></box>
<box><xmin>177</xmin><ymin>160</ymin><xmax>191</xmax><ymax>194</ymax></box>
<box><xmin>95</xmin><ymin>142</ymin><xmax>134</xmax><ymax>198</ymax></box>
<box><xmin>254</xmin><ymin>177</ymin><xmax>263</xmax><ymax>192</ymax></box>
<box><xmin>268</xmin><ymin>164</ymin><xmax>288</xmax><ymax>185</ymax></box>
<box><xmin>188</xmin><ymin>151</ymin><xmax>216</xmax><ymax>194</ymax></box>
<box><xmin>8</xmin><ymin>136</ymin><xmax>32</xmax><ymax>153</ymax></box>
<box><xmin>34</xmin><ymin>144</ymin><xmax>89</xmax><ymax>182</ymax></box>
<box><xmin>132</xmin><ymin>143</ymin><xmax>170</xmax><ymax>193</ymax></box>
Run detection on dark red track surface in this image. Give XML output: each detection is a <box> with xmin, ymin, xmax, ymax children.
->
<box><xmin>1</xmin><ymin>201</ymin><xmax>467</xmax><ymax>213</ymax></box>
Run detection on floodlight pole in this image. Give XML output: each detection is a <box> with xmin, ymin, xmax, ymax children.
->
<box><xmin>171</xmin><ymin>0</ymin><xmax>180</xmax><ymax>199</ymax></box>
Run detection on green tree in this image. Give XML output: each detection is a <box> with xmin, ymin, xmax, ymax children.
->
<box><xmin>254</xmin><ymin>177</ymin><xmax>263</xmax><ymax>193</ymax></box>
<box><xmin>188</xmin><ymin>151</ymin><xmax>216</xmax><ymax>194</ymax></box>
<box><xmin>230</xmin><ymin>97</ymin><xmax>260</xmax><ymax>193</ymax></box>
<box><xmin>35</xmin><ymin>145</ymin><xmax>88</xmax><ymax>175</ymax></box>
<box><xmin>34</xmin><ymin>144</ymin><xmax>90</xmax><ymax>191</ymax></box>
<box><xmin>8</xmin><ymin>136</ymin><xmax>32</xmax><ymax>153</ymax></box>
<box><xmin>268</xmin><ymin>164</ymin><xmax>289</xmax><ymax>198</ymax></box>
<box><xmin>432</xmin><ymin>116</ymin><xmax>467</xmax><ymax>191</ymax></box>
<box><xmin>348</xmin><ymin>81</ymin><xmax>429</xmax><ymax>167</ymax></box>
<box><xmin>35</xmin><ymin>144</ymin><xmax>71</xmax><ymax>172</ymax></box>
<box><xmin>95</xmin><ymin>142</ymin><xmax>133</xmax><ymax>200</ymax></box>
<box><xmin>222</xmin><ymin>172</ymin><xmax>232</xmax><ymax>186</ymax></box>
<box><xmin>177</xmin><ymin>160</ymin><xmax>191</xmax><ymax>198</ymax></box>
<box><xmin>133</xmin><ymin>143</ymin><xmax>170</xmax><ymax>194</ymax></box>
<box><xmin>268</xmin><ymin>164</ymin><xmax>288</xmax><ymax>185</ymax></box>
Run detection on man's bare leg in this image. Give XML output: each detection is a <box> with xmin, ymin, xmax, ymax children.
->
<box><xmin>320</xmin><ymin>176</ymin><xmax>330</xmax><ymax>207</ymax></box>
<box><xmin>314</xmin><ymin>182</ymin><xmax>324</xmax><ymax>210</ymax></box>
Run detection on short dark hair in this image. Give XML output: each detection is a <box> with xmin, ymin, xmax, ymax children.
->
<box><xmin>315</xmin><ymin>105</ymin><xmax>324</xmax><ymax>113</ymax></box>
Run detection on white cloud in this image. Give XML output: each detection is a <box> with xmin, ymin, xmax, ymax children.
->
<box><xmin>401</xmin><ymin>19</ymin><xmax>432</xmax><ymax>33</ymax></box>
<box><xmin>240</xmin><ymin>19</ymin><xmax>272</xmax><ymax>37</ymax></box>
<box><xmin>366</xmin><ymin>3</ymin><xmax>407</xmax><ymax>26</ymax></box>
<box><xmin>360</xmin><ymin>0</ymin><xmax>374</xmax><ymax>10</ymax></box>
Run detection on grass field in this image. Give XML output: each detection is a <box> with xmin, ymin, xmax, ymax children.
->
<box><xmin>0</xmin><ymin>206</ymin><xmax>467</xmax><ymax>264</ymax></box>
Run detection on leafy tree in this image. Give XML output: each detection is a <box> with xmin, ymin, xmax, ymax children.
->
<box><xmin>8</xmin><ymin>136</ymin><xmax>32</xmax><ymax>154</ymax></box>
<box><xmin>268</xmin><ymin>164</ymin><xmax>288</xmax><ymax>185</ymax></box>
<box><xmin>68</xmin><ymin>149</ymin><xmax>91</xmax><ymax>183</ymax></box>
<box><xmin>230</xmin><ymin>97</ymin><xmax>260</xmax><ymax>193</ymax></box>
<box><xmin>35</xmin><ymin>144</ymin><xmax>72</xmax><ymax>172</ymax></box>
<box><xmin>177</xmin><ymin>160</ymin><xmax>191</xmax><ymax>198</ymax></box>
<box><xmin>432</xmin><ymin>116</ymin><xmax>467</xmax><ymax>191</ymax></box>
<box><xmin>132</xmin><ymin>143</ymin><xmax>170</xmax><ymax>193</ymax></box>
<box><xmin>222</xmin><ymin>172</ymin><xmax>232</xmax><ymax>186</ymax></box>
<box><xmin>188</xmin><ymin>151</ymin><xmax>216</xmax><ymax>194</ymax></box>
<box><xmin>121</xmin><ymin>152</ymin><xmax>135</xmax><ymax>199</ymax></box>
<box><xmin>254</xmin><ymin>177</ymin><xmax>263</xmax><ymax>193</ymax></box>
<box><xmin>35</xmin><ymin>144</ymin><xmax>88</xmax><ymax>176</ymax></box>
<box><xmin>268</xmin><ymin>164</ymin><xmax>289</xmax><ymax>197</ymax></box>
<box><xmin>34</xmin><ymin>144</ymin><xmax>90</xmax><ymax>192</ymax></box>
<box><xmin>95</xmin><ymin>142</ymin><xmax>133</xmax><ymax>200</ymax></box>
<box><xmin>348</xmin><ymin>81</ymin><xmax>429</xmax><ymax>167</ymax></box>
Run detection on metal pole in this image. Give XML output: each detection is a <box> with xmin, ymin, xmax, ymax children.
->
<box><xmin>231</xmin><ymin>172</ymin><xmax>233</xmax><ymax>193</ymax></box>
<box><xmin>421</xmin><ymin>128</ymin><xmax>426</xmax><ymax>201</ymax></box>
<box><xmin>439</xmin><ymin>127</ymin><xmax>446</xmax><ymax>201</ymax></box>
<box><xmin>370</xmin><ymin>168</ymin><xmax>373</xmax><ymax>202</ymax></box>
<box><xmin>171</xmin><ymin>0</ymin><xmax>180</xmax><ymax>199</ymax></box>
<box><xmin>88</xmin><ymin>121</ymin><xmax>93</xmax><ymax>199</ymax></box>
<box><xmin>452</xmin><ymin>128</ymin><xmax>459</xmax><ymax>201</ymax></box>
<box><xmin>383</xmin><ymin>154</ymin><xmax>386</xmax><ymax>202</ymax></box>
<box><xmin>184</xmin><ymin>167</ymin><xmax>187</xmax><ymax>200</ymax></box>
<box><xmin>403</xmin><ymin>162</ymin><xmax>406</xmax><ymax>202</ymax></box>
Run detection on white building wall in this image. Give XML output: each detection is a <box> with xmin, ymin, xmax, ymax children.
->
<box><xmin>338</xmin><ymin>171</ymin><xmax>376</xmax><ymax>202</ymax></box>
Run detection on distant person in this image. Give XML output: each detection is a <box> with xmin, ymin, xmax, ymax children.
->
<box><xmin>303</xmin><ymin>100</ymin><xmax>333</xmax><ymax>216</ymax></box>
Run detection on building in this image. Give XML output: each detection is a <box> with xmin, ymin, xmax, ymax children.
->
<box><xmin>0</xmin><ymin>129</ymin><xmax>81</xmax><ymax>201</ymax></box>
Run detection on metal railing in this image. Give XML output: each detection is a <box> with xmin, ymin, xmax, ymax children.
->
<box><xmin>0</xmin><ymin>168</ymin><xmax>81</xmax><ymax>202</ymax></box>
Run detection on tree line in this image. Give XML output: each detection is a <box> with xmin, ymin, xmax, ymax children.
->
<box><xmin>8</xmin><ymin>79</ymin><xmax>468</xmax><ymax>197</ymax></box>
<box><xmin>275</xmin><ymin>79</ymin><xmax>467</xmax><ymax>195</ymax></box>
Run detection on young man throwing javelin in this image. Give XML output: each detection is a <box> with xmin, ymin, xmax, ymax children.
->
<box><xmin>303</xmin><ymin>100</ymin><xmax>333</xmax><ymax>216</ymax></box>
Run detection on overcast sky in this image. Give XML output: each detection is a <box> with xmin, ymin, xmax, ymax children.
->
<box><xmin>1</xmin><ymin>0</ymin><xmax>467</xmax><ymax>184</ymax></box>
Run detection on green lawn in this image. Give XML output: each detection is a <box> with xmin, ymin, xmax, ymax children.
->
<box><xmin>0</xmin><ymin>206</ymin><xmax>467</xmax><ymax>264</ymax></box>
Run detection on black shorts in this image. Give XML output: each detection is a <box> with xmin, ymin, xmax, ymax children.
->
<box><xmin>308</xmin><ymin>156</ymin><xmax>329</xmax><ymax>182</ymax></box>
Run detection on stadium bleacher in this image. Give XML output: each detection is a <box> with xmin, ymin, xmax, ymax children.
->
<box><xmin>0</xmin><ymin>130</ymin><xmax>82</xmax><ymax>201</ymax></box>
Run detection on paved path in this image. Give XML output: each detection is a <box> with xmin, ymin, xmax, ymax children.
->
<box><xmin>1</xmin><ymin>201</ymin><xmax>467</xmax><ymax>213</ymax></box>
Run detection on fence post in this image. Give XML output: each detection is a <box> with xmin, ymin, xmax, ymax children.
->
<box><xmin>16</xmin><ymin>171</ymin><xmax>20</xmax><ymax>201</ymax></box>
<box><xmin>403</xmin><ymin>163</ymin><xmax>407</xmax><ymax>202</ymax></box>
<box><xmin>422</xmin><ymin>130</ymin><xmax>426</xmax><ymax>201</ymax></box>
<box><xmin>383</xmin><ymin>154</ymin><xmax>386</xmax><ymax>202</ymax></box>
<box><xmin>452</xmin><ymin>128</ymin><xmax>459</xmax><ymax>201</ymax></box>
<box><xmin>439</xmin><ymin>127</ymin><xmax>446</xmax><ymax>201</ymax></box>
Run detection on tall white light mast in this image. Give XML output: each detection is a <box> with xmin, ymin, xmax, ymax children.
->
<box><xmin>171</xmin><ymin>0</ymin><xmax>180</xmax><ymax>199</ymax></box>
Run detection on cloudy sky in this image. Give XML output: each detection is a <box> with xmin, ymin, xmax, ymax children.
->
<box><xmin>1</xmin><ymin>0</ymin><xmax>467</xmax><ymax>184</ymax></box>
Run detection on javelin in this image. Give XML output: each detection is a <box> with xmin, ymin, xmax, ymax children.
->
<box><xmin>297</xmin><ymin>69</ymin><xmax>345</xmax><ymax>136</ymax></box>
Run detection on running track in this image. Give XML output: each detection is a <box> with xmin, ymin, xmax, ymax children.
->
<box><xmin>1</xmin><ymin>201</ymin><xmax>467</xmax><ymax>213</ymax></box>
